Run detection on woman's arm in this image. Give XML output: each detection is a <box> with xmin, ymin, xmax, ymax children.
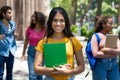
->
<box><xmin>91</xmin><ymin>34</ymin><xmax>115</xmax><ymax>58</ymax></box>
<box><xmin>34</xmin><ymin>50</ymin><xmax>55</xmax><ymax>75</ymax></box>
<box><xmin>101</xmin><ymin>39</ymin><xmax>120</xmax><ymax>55</ymax></box>
<box><xmin>21</xmin><ymin>37</ymin><xmax>29</xmax><ymax>61</ymax></box>
<box><xmin>70</xmin><ymin>49</ymin><xmax>85</xmax><ymax>74</ymax></box>
<box><xmin>52</xmin><ymin>49</ymin><xmax>85</xmax><ymax>75</ymax></box>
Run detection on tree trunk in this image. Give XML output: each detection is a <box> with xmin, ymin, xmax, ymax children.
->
<box><xmin>70</xmin><ymin>0</ymin><xmax>77</xmax><ymax>25</ymax></box>
<box><xmin>96</xmin><ymin>0</ymin><xmax>102</xmax><ymax>16</ymax></box>
<box><xmin>79</xmin><ymin>0</ymin><xmax>94</xmax><ymax>26</ymax></box>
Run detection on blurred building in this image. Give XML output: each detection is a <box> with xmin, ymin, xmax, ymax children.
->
<box><xmin>0</xmin><ymin>0</ymin><xmax>50</xmax><ymax>40</ymax></box>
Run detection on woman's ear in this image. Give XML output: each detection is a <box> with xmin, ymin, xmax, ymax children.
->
<box><xmin>102</xmin><ymin>23</ymin><xmax>106</xmax><ymax>28</ymax></box>
<box><xmin>2</xmin><ymin>13</ymin><xmax>5</xmax><ymax>17</ymax></box>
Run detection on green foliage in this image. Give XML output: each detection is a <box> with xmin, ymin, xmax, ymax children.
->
<box><xmin>91</xmin><ymin>1</ymin><xmax>118</xmax><ymax>18</ymax></box>
<box><xmin>50</xmin><ymin>0</ymin><xmax>118</xmax><ymax>38</ymax></box>
<box><xmin>71</xmin><ymin>25</ymin><xmax>77</xmax><ymax>33</ymax></box>
<box><xmin>102</xmin><ymin>2</ymin><xmax>118</xmax><ymax>16</ymax></box>
<box><xmin>71</xmin><ymin>23</ymin><xmax>95</xmax><ymax>38</ymax></box>
<box><xmin>81</xmin><ymin>23</ymin><xmax>89</xmax><ymax>36</ymax></box>
<box><xmin>81</xmin><ymin>23</ymin><xmax>95</xmax><ymax>38</ymax></box>
<box><xmin>86</xmin><ymin>29</ymin><xmax>95</xmax><ymax>38</ymax></box>
<box><xmin>78</xmin><ymin>0</ymin><xmax>118</xmax><ymax>20</ymax></box>
<box><xmin>77</xmin><ymin>0</ymin><xmax>89</xmax><ymax>18</ymax></box>
<box><xmin>50</xmin><ymin>0</ymin><xmax>71</xmax><ymax>16</ymax></box>
<box><xmin>50</xmin><ymin>0</ymin><xmax>118</xmax><ymax>23</ymax></box>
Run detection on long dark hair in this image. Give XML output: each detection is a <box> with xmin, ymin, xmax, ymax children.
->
<box><xmin>0</xmin><ymin>5</ymin><xmax>12</xmax><ymax>20</ymax></box>
<box><xmin>46</xmin><ymin>7</ymin><xmax>74</xmax><ymax>37</ymax></box>
<box><xmin>29</xmin><ymin>11</ymin><xmax>46</xmax><ymax>29</ymax></box>
<box><xmin>95</xmin><ymin>16</ymin><xmax>112</xmax><ymax>32</ymax></box>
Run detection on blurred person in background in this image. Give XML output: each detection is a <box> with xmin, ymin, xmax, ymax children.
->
<box><xmin>0</xmin><ymin>5</ymin><xmax>18</xmax><ymax>80</ymax></box>
<box><xmin>91</xmin><ymin>16</ymin><xmax>120</xmax><ymax>80</ymax></box>
<box><xmin>21</xmin><ymin>11</ymin><xmax>46</xmax><ymax>80</ymax></box>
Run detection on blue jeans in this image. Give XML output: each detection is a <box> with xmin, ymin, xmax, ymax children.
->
<box><xmin>27</xmin><ymin>45</ymin><xmax>42</xmax><ymax>80</ymax></box>
<box><xmin>92</xmin><ymin>57</ymin><xmax>120</xmax><ymax>80</ymax></box>
<box><xmin>0</xmin><ymin>52</ymin><xmax>14</xmax><ymax>80</ymax></box>
<box><xmin>44</xmin><ymin>75</ymin><xmax>74</xmax><ymax>80</ymax></box>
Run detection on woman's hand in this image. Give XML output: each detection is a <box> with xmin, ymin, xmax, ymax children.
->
<box><xmin>101</xmin><ymin>47</ymin><xmax>116</xmax><ymax>58</ymax></box>
<box><xmin>21</xmin><ymin>54</ymin><xmax>26</xmax><ymax>61</ymax></box>
<box><xmin>101</xmin><ymin>47</ymin><xmax>115</xmax><ymax>54</ymax></box>
<box><xmin>101</xmin><ymin>47</ymin><xmax>110</xmax><ymax>53</ymax></box>
<box><xmin>51</xmin><ymin>64</ymin><xmax>72</xmax><ymax>75</ymax></box>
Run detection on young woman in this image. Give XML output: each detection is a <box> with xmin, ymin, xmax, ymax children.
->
<box><xmin>91</xmin><ymin>16</ymin><xmax>120</xmax><ymax>80</ymax></box>
<box><xmin>21</xmin><ymin>11</ymin><xmax>46</xmax><ymax>80</ymax></box>
<box><xmin>34</xmin><ymin>7</ymin><xmax>85</xmax><ymax>80</ymax></box>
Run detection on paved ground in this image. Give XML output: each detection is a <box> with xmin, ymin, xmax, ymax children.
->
<box><xmin>4</xmin><ymin>35</ymin><xmax>92</xmax><ymax>80</ymax></box>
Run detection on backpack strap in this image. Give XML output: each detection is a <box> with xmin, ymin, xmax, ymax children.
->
<box><xmin>70</xmin><ymin>37</ymin><xmax>75</xmax><ymax>54</ymax></box>
<box><xmin>94</xmin><ymin>33</ymin><xmax>100</xmax><ymax>45</ymax></box>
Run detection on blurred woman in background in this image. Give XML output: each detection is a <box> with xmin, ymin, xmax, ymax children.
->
<box><xmin>21</xmin><ymin>11</ymin><xmax>46</xmax><ymax>80</ymax></box>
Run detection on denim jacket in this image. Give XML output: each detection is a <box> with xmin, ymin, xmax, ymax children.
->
<box><xmin>0</xmin><ymin>20</ymin><xmax>17</xmax><ymax>57</ymax></box>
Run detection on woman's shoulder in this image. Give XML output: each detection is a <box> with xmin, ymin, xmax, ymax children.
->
<box><xmin>70</xmin><ymin>36</ymin><xmax>83</xmax><ymax>51</ymax></box>
<box><xmin>39</xmin><ymin>37</ymin><xmax>48</xmax><ymax>43</ymax></box>
<box><xmin>71</xmin><ymin>37</ymin><xmax>79</xmax><ymax>41</ymax></box>
<box><xmin>70</xmin><ymin>36</ymin><xmax>82</xmax><ymax>45</ymax></box>
<box><xmin>93</xmin><ymin>32</ymin><xmax>105</xmax><ymax>39</ymax></box>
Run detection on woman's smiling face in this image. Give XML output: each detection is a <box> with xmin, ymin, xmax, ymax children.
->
<box><xmin>52</xmin><ymin>12</ymin><xmax>65</xmax><ymax>34</ymax></box>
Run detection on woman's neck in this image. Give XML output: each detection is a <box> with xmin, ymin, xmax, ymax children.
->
<box><xmin>34</xmin><ymin>24</ymin><xmax>42</xmax><ymax>32</ymax></box>
<box><xmin>52</xmin><ymin>33</ymin><xmax>64</xmax><ymax>40</ymax></box>
<box><xmin>100</xmin><ymin>30</ymin><xmax>111</xmax><ymax>35</ymax></box>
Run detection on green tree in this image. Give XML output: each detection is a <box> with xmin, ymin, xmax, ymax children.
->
<box><xmin>50</xmin><ymin>0</ymin><xmax>71</xmax><ymax>16</ymax></box>
<box><xmin>50</xmin><ymin>0</ymin><xmax>78</xmax><ymax>24</ymax></box>
<box><xmin>50</xmin><ymin>0</ymin><xmax>118</xmax><ymax>27</ymax></box>
<box><xmin>118</xmin><ymin>0</ymin><xmax>120</xmax><ymax>26</ymax></box>
<box><xmin>78</xmin><ymin>0</ymin><xmax>94</xmax><ymax>26</ymax></box>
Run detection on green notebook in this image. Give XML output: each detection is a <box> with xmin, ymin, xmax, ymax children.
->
<box><xmin>43</xmin><ymin>42</ymin><xmax>67</xmax><ymax>67</ymax></box>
